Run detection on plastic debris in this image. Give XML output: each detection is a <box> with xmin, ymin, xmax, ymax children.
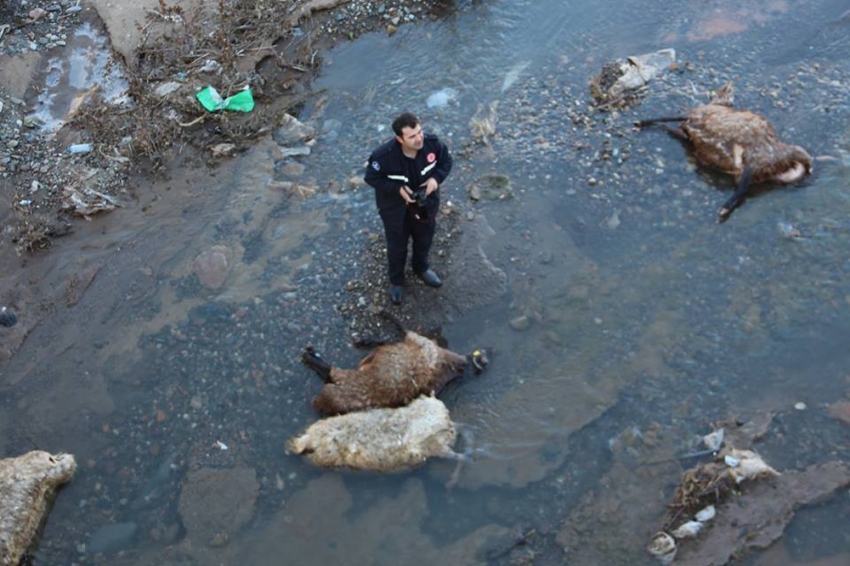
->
<box><xmin>725</xmin><ymin>448</ymin><xmax>780</xmax><ymax>483</ymax></box>
<box><xmin>672</xmin><ymin>520</ymin><xmax>703</xmax><ymax>539</ymax></box>
<box><xmin>210</xmin><ymin>143</ymin><xmax>236</xmax><ymax>157</ymax></box>
<box><xmin>199</xmin><ymin>60</ymin><xmax>222</xmax><ymax>74</ymax></box>
<box><xmin>196</xmin><ymin>86</ymin><xmax>254</xmax><ymax>113</ymax></box>
<box><xmin>61</xmin><ymin>186</ymin><xmax>119</xmax><ymax>218</ymax></box>
<box><xmin>215</xmin><ymin>441</ymin><xmax>228</xmax><ymax>451</ymax></box>
<box><xmin>590</xmin><ymin>48</ymin><xmax>676</xmax><ymax>105</ymax></box>
<box><xmin>702</xmin><ymin>428</ymin><xmax>724</xmax><ymax>451</ymax></box>
<box><xmin>68</xmin><ymin>143</ymin><xmax>93</xmax><ymax>154</ymax></box>
<box><xmin>154</xmin><ymin>82</ymin><xmax>182</xmax><ymax>98</ymax></box>
<box><xmin>695</xmin><ymin>504</ymin><xmax>716</xmax><ymax>523</ymax></box>
<box><xmin>647</xmin><ymin>531</ymin><xmax>677</xmax><ymax>565</ymax></box>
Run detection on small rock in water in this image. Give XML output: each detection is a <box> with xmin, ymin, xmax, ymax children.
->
<box><xmin>509</xmin><ymin>315</ymin><xmax>530</xmax><ymax>331</ymax></box>
<box><xmin>426</xmin><ymin>87</ymin><xmax>458</xmax><ymax>108</ymax></box>
<box><xmin>0</xmin><ymin>307</ymin><xmax>17</xmax><ymax>327</ymax></box>
<box><xmin>778</xmin><ymin>221</ymin><xmax>801</xmax><ymax>238</ymax></box>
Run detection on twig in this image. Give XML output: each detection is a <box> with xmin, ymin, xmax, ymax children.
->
<box><xmin>178</xmin><ymin>115</ymin><xmax>206</xmax><ymax>128</ymax></box>
<box><xmin>640</xmin><ymin>448</ymin><xmax>717</xmax><ymax>466</ymax></box>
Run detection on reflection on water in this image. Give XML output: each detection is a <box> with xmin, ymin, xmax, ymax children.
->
<box><xmin>3</xmin><ymin>0</ymin><xmax>850</xmax><ymax>564</ymax></box>
<box><xmin>31</xmin><ymin>21</ymin><xmax>128</xmax><ymax>134</ymax></box>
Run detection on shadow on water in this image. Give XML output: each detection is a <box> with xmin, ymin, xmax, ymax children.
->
<box><xmin>2</xmin><ymin>0</ymin><xmax>850</xmax><ymax>564</ymax></box>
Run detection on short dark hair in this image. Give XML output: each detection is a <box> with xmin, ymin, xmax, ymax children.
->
<box><xmin>392</xmin><ymin>112</ymin><xmax>420</xmax><ymax>136</ymax></box>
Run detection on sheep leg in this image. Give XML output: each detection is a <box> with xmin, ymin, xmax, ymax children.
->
<box><xmin>636</xmin><ymin>116</ymin><xmax>687</xmax><ymax>127</ymax></box>
<box><xmin>443</xmin><ymin>424</ymin><xmax>475</xmax><ymax>489</ymax></box>
<box><xmin>454</xmin><ymin>423</ymin><xmax>476</xmax><ymax>459</ymax></box>
<box><xmin>718</xmin><ymin>168</ymin><xmax>752</xmax><ymax>223</ymax></box>
<box><xmin>301</xmin><ymin>346</ymin><xmax>333</xmax><ymax>383</ymax></box>
<box><xmin>656</xmin><ymin>124</ymin><xmax>689</xmax><ymax>142</ymax></box>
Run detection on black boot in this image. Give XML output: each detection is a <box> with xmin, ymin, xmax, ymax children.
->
<box><xmin>389</xmin><ymin>285</ymin><xmax>404</xmax><ymax>305</ymax></box>
<box><xmin>416</xmin><ymin>269</ymin><xmax>442</xmax><ymax>288</ymax></box>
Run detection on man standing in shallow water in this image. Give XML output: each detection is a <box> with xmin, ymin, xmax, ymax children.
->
<box><xmin>364</xmin><ymin>112</ymin><xmax>453</xmax><ymax>305</ymax></box>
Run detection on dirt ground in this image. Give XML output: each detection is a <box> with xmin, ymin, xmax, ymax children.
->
<box><xmin>0</xmin><ymin>0</ymin><xmax>456</xmax><ymax>361</ymax></box>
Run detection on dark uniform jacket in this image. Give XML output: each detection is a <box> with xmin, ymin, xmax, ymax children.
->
<box><xmin>364</xmin><ymin>133</ymin><xmax>453</xmax><ymax>227</ymax></box>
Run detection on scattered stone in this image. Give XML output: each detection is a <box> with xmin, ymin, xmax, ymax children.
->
<box><xmin>192</xmin><ymin>245</ymin><xmax>231</xmax><ymax>290</ymax></box>
<box><xmin>0</xmin><ymin>306</ymin><xmax>17</xmax><ymax>327</ymax></box>
<box><xmin>28</xmin><ymin>8</ymin><xmax>48</xmax><ymax>22</ymax></box>
<box><xmin>828</xmin><ymin>400</ymin><xmax>850</xmax><ymax>425</ymax></box>
<box><xmin>272</xmin><ymin>113</ymin><xmax>316</xmax><ymax>146</ymax></box>
<box><xmin>510</xmin><ymin>315</ymin><xmax>530</xmax><ymax>331</ymax></box>
<box><xmin>468</xmin><ymin>174</ymin><xmax>514</xmax><ymax>201</ymax></box>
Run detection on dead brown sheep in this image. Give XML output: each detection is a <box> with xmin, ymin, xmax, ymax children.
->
<box><xmin>302</xmin><ymin>331</ymin><xmax>487</xmax><ymax>416</ymax></box>
<box><xmin>637</xmin><ymin>82</ymin><xmax>813</xmax><ymax>222</ymax></box>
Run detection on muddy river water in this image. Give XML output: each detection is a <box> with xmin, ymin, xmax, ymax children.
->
<box><xmin>3</xmin><ymin>0</ymin><xmax>850</xmax><ymax>564</ymax></box>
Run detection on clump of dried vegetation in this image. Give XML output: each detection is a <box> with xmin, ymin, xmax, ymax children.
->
<box><xmin>73</xmin><ymin>0</ymin><xmax>323</xmax><ymax>169</ymax></box>
<box><xmin>661</xmin><ymin>460</ymin><xmax>736</xmax><ymax>530</ymax></box>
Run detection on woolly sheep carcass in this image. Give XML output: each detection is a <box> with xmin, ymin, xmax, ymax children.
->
<box><xmin>288</xmin><ymin>394</ymin><xmax>468</xmax><ymax>473</ymax></box>
<box><xmin>302</xmin><ymin>330</ymin><xmax>487</xmax><ymax>416</ymax></box>
<box><xmin>637</xmin><ymin>82</ymin><xmax>812</xmax><ymax>222</ymax></box>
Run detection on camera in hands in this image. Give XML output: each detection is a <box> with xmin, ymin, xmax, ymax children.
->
<box><xmin>412</xmin><ymin>188</ymin><xmax>428</xmax><ymax>207</ymax></box>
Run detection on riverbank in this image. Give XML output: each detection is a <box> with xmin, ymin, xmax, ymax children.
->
<box><xmin>0</xmin><ymin>0</ymin><xmax>464</xmax><ymax>362</ymax></box>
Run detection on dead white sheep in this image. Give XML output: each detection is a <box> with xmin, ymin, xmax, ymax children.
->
<box><xmin>288</xmin><ymin>394</ymin><xmax>469</xmax><ymax>474</ymax></box>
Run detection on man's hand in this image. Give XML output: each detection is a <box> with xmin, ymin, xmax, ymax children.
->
<box><xmin>421</xmin><ymin>178</ymin><xmax>439</xmax><ymax>196</ymax></box>
<box><xmin>399</xmin><ymin>186</ymin><xmax>415</xmax><ymax>203</ymax></box>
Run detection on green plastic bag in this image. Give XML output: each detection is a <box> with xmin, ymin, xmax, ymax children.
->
<box><xmin>196</xmin><ymin>86</ymin><xmax>255</xmax><ymax>113</ymax></box>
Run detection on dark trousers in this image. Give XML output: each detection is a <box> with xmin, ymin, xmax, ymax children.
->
<box><xmin>380</xmin><ymin>208</ymin><xmax>435</xmax><ymax>286</ymax></box>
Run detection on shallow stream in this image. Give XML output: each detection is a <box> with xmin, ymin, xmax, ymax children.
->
<box><xmin>3</xmin><ymin>0</ymin><xmax>850</xmax><ymax>564</ymax></box>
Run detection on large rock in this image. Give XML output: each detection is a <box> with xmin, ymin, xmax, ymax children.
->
<box><xmin>177</xmin><ymin>467</ymin><xmax>258</xmax><ymax>546</ymax></box>
<box><xmin>192</xmin><ymin>245</ymin><xmax>231</xmax><ymax>290</ymax></box>
<box><xmin>0</xmin><ymin>451</ymin><xmax>77</xmax><ymax>566</ymax></box>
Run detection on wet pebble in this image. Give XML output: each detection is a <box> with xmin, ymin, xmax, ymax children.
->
<box><xmin>0</xmin><ymin>307</ymin><xmax>17</xmax><ymax>327</ymax></box>
<box><xmin>510</xmin><ymin>315</ymin><xmax>530</xmax><ymax>331</ymax></box>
